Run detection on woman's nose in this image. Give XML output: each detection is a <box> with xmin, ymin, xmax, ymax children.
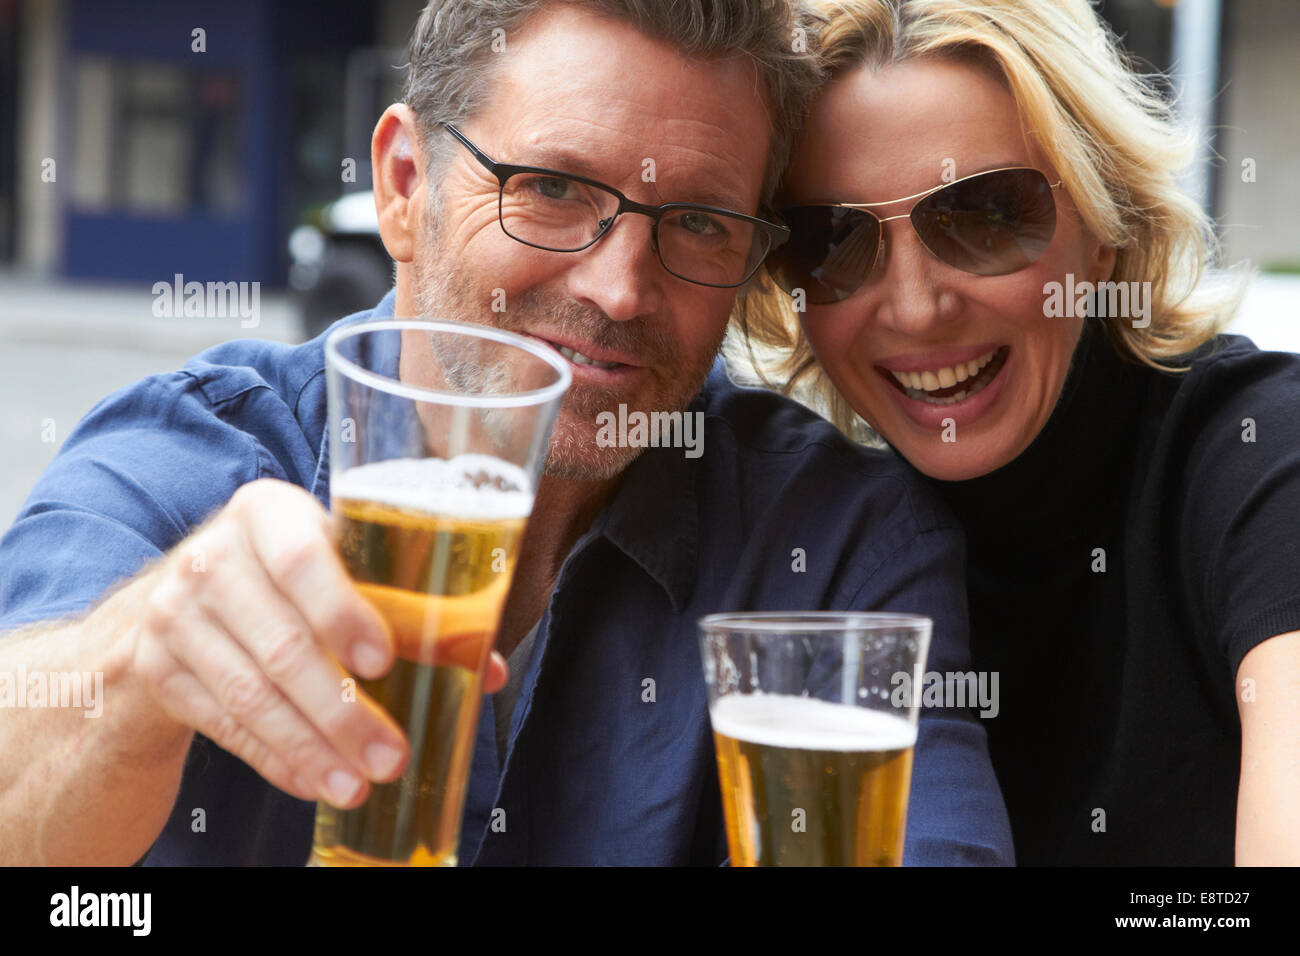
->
<box><xmin>873</xmin><ymin>219</ymin><xmax>960</xmax><ymax>337</ymax></box>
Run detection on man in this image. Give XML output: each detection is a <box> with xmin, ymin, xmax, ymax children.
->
<box><xmin>0</xmin><ymin>0</ymin><xmax>1011</xmax><ymax>865</ymax></box>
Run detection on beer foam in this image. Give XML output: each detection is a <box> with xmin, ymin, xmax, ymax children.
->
<box><xmin>710</xmin><ymin>693</ymin><xmax>917</xmax><ymax>752</ymax></box>
<box><xmin>333</xmin><ymin>455</ymin><xmax>534</xmax><ymax>520</ymax></box>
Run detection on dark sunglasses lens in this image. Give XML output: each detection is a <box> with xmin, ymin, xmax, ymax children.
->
<box><xmin>766</xmin><ymin>206</ymin><xmax>881</xmax><ymax>304</ymax></box>
<box><xmin>911</xmin><ymin>168</ymin><xmax>1057</xmax><ymax>275</ymax></box>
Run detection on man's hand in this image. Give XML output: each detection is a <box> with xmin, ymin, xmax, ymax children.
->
<box><xmin>129</xmin><ymin>478</ymin><xmax>507</xmax><ymax>810</ymax></box>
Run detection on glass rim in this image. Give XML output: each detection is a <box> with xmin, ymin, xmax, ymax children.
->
<box><xmin>325</xmin><ymin>319</ymin><xmax>572</xmax><ymax>409</ymax></box>
<box><xmin>698</xmin><ymin>611</ymin><xmax>932</xmax><ymax>634</ymax></box>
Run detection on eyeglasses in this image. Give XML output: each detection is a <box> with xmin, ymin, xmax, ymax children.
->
<box><xmin>440</xmin><ymin>123</ymin><xmax>789</xmax><ymax>289</ymax></box>
<box><xmin>765</xmin><ymin>167</ymin><xmax>1063</xmax><ymax>304</ymax></box>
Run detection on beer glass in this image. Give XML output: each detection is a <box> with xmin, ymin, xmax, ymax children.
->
<box><xmin>699</xmin><ymin>612</ymin><xmax>931</xmax><ymax>867</ymax></box>
<box><xmin>309</xmin><ymin>319</ymin><xmax>570</xmax><ymax>866</ymax></box>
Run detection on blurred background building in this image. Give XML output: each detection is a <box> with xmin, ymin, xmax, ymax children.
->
<box><xmin>0</xmin><ymin>0</ymin><xmax>1296</xmax><ymax>527</ymax></box>
<box><xmin>1</xmin><ymin>0</ymin><xmax>424</xmax><ymax>285</ymax></box>
<box><xmin>0</xmin><ymin>0</ymin><xmax>1297</xmax><ymax>289</ymax></box>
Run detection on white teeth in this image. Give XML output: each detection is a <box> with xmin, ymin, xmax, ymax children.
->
<box><xmin>557</xmin><ymin>345</ymin><xmax>618</xmax><ymax>370</ymax></box>
<box><xmin>888</xmin><ymin>349</ymin><xmax>998</xmax><ymax>394</ymax></box>
<box><xmin>887</xmin><ymin>348</ymin><xmax>1004</xmax><ymax>405</ymax></box>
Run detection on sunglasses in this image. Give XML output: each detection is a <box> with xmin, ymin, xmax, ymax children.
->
<box><xmin>766</xmin><ymin>167</ymin><xmax>1063</xmax><ymax>304</ymax></box>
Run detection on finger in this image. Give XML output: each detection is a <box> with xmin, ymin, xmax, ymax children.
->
<box><xmin>195</xmin><ymin>541</ymin><xmax>410</xmax><ymax>784</ymax></box>
<box><xmin>232</xmin><ymin>480</ymin><xmax>393</xmax><ymax>678</ymax></box>
<box><xmin>138</xmin><ymin>638</ymin><xmax>317</xmax><ymax>802</ymax></box>
<box><xmin>164</xmin><ymin>601</ymin><xmax>375</xmax><ymax>810</ymax></box>
<box><xmin>484</xmin><ymin>651</ymin><xmax>508</xmax><ymax>695</ymax></box>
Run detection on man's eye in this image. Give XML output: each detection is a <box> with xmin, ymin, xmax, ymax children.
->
<box><xmin>678</xmin><ymin>212</ymin><xmax>723</xmax><ymax>236</ymax></box>
<box><xmin>532</xmin><ymin>177</ymin><xmax>572</xmax><ymax>200</ymax></box>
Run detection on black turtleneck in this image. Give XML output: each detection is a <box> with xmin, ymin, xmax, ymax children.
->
<box><xmin>924</xmin><ymin>319</ymin><xmax>1300</xmax><ymax>864</ymax></box>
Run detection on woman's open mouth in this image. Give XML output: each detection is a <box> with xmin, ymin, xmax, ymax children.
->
<box><xmin>878</xmin><ymin>346</ymin><xmax>1010</xmax><ymax>407</ymax></box>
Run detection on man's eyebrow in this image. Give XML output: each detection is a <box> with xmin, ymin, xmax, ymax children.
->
<box><xmin>515</xmin><ymin>147</ymin><xmax>752</xmax><ymax>212</ymax></box>
<box><xmin>673</xmin><ymin>186</ymin><xmax>752</xmax><ymax>213</ymax></box>
<box><xmin>514</xmin><ymin>147</ymin><xmax>607</xmax><ymax>180</ymax></box>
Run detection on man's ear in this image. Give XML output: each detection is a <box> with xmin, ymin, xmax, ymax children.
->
<box><xmin>372</xmin><ymin>104</ymin><xmax>426</xmax><ymax>264</ymax></box>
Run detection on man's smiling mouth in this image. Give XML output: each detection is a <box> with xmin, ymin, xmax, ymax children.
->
<box><xmin>553</xmin><ymin>344</ymin><xmax>621</xmax><ymax>370</ymax></box>
<box><xmin>520</xmin><ymin>332</ymin><xmax>642</xmax><ymax>374</ymax></box>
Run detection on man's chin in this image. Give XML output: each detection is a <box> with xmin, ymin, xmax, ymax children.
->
<box><xmin>542</xmin><ymin>421</ymin><xmax>644</xmax><ymax>482</ymax></box>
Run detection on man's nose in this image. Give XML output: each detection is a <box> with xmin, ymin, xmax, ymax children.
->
<box><xmin>874</xmin><ymin>218</ymin><xmax>960</xmax><ymax>337</ymax></box>
<box><xmin>562</xmin><ymin>212</ymin><xmax>665</xmax><ymax>322</ymax></box>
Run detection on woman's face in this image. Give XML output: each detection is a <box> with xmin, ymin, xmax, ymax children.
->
<box><xmin>784</xmin><ymin>58</ymin><xmax>1114</xmax><ymax>481</ymax></box>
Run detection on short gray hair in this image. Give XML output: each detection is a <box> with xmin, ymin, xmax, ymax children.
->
<box><xmin>401</xmin><ymin>0</ymin><xmax>823</xmax><ymax>207</ymax></box>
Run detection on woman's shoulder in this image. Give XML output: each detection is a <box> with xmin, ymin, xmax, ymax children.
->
<box><xmin>1141</xmin><ymin>333</ymin><xmax>1300</xmax><ymax>443</ymax></box>
<box><xmin>1140</xmin><ymin>333</ymin><xmax>1300</xmax><ymax>676</ymax></box>
<box><xmin>1135</xmin><ymin>329</ymin><xmax>1300</xmax><ymax>562</ymax></box>
<box><xmin>1175</xmin><ymin>332</ymin><xmax>1300</xmax><ymax>399</ymax></box>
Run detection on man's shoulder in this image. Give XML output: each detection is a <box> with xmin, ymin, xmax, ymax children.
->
<box><xmin>176</xmin><ymin>301</ymin><xmax>381</xmax><ymax>415</ymax></box>
<box><xmin>44</xmin><ymin>297</ymin><xmax>391</xmax><ymax>503</ymax></box>
<box><xmin>697</xmin><ymin>360</ymin><xmax>955</xmax><ymax>534</ymax></box>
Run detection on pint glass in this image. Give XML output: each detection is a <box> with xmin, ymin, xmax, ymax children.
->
<box><xmin>309</xmin><ymin>319</ymin><xmax>569</xmax><ymax>866</ymax></box>
<box><xmin>699</xmin><ymin>612</ymin><xmax>931</xmax><ymax>867</ymax></box>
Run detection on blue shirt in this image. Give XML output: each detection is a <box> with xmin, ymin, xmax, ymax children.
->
<box><xmin>0</xmin><ymin>291</ymin><xmax>1013</xmax><ymax>865</ymax></box>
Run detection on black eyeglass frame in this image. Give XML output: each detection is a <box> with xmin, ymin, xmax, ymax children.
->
<box><xmin>441</xmin><ymin>123</ymin><xmax>789</xmax><ymax>289</ymax></box>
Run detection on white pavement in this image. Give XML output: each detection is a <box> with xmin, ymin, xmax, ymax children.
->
<box><xmin>0</xmin><ymin>272</ymin><xmax>306</xmax><ymax>530</ymax></box>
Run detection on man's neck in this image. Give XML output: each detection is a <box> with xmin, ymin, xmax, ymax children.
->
<box><xmin>495</xmin><ymin>471</ymin><xmax>623</xmax><ymax>658</ymax></box>
<box><xmin>527</xmin><ymin>472</ymin><xmax>621</xmax><ymax>580</ymax></box>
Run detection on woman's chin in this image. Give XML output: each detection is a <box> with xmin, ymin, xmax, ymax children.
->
<box><xmin>877</xmin><ymin>423</ymin><xmax>1019</xmax><ymax>482</ymax></box>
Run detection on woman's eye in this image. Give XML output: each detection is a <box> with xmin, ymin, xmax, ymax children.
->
<box><xmin>982</xmin><ymin>202</ymin><xmax>1019</xmax><ymax>226</ymax></box>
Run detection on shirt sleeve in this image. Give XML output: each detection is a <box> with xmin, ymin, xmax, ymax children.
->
<box><xmin>849</xmin><ymin>524</ymin><xmax>1015</xmax><ymax>866</ymax></box>
<box><xmin>0</xmin><ymin>371</ymin><xmax>269</xmax><ymax>634</ymax></box>
<box><xmin>1178</xmin><ymin>344</ymin><xmax>1300</xmax><ymax>678</ymax></box>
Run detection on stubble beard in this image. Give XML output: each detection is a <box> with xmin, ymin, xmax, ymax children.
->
<box><xmin>410</xmin><ymin>219</ymin><xmax>724</xmax><ymax>482</ymax></box>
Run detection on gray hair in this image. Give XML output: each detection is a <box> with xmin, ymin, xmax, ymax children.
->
<box><xmin>400</xmin><ymin>0</ymin><xmax>823</xmax><ymax>209</ymax></box>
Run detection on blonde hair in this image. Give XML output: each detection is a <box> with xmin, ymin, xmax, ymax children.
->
<box><xmin>732</xmin><ymin>0</ymin><xmax>1247</xmax><ymax>437</ymax></box>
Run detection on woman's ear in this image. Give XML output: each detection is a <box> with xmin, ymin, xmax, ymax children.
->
<box><xmin>1089</xmin><ymin>238</ymin><xmax>1118</xmax><ymax>285</ymax></box>
<box><xmin>372</xmin><ymin>104</ymin><xmax>426</xmax><ymax>265</ymax></box>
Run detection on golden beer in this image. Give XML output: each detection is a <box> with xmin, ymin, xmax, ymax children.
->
<box><xmin>309</xmin><ymin>458</ymin><xmax>529</xmax><ymax>867</ymax></box>
<box><xmin>711</xmin><ymin>694</ymin><xmax>917</xmax><ymax>867</ymax></box>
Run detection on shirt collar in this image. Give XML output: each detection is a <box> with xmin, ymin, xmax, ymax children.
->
<box><xmin>308</xmin><ymin>288</ymin><xmax>398</xmax><ymax>505</ymax></box>
<box><xmin>309</xmin><ymin>290</ymin><xmax>710</xmax><ymax>614</ymax></box>
<box><xmin>593</xmin><ymin>362</ymin><xmax>719</xmax><ymax>614</ymax></box>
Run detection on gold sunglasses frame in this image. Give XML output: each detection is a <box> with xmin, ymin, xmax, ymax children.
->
<box><xmin>780</xmin><ymin>167</ymin><xmax>1064</xmax><ymax>295</ymax></box>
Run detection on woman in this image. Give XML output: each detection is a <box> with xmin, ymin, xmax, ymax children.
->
<box><xmin>737</xmin><ymin>0</ymin><xmax>1300</xmax><ymax>864</ymax></box>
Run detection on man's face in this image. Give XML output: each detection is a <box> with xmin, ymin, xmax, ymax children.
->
<box><xmin>407</xmin><ymin>5</ymin><xmax>772</xmax><ymax>480</ymax></box>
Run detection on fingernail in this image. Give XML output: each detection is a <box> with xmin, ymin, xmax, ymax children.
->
<box><xmin>365</xmin><ymin>740</ymin><xmax>404</xmax><ymax>779</ymax></box>
<box><xmin>352</xmin><ymin>641</ymin><xmax>387</xmax><ymax>675</ymax></box>
<box><xmin>326</xmin><ymin>768</ymin><xmax>363</xmax><ymax>805</ymax></box>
